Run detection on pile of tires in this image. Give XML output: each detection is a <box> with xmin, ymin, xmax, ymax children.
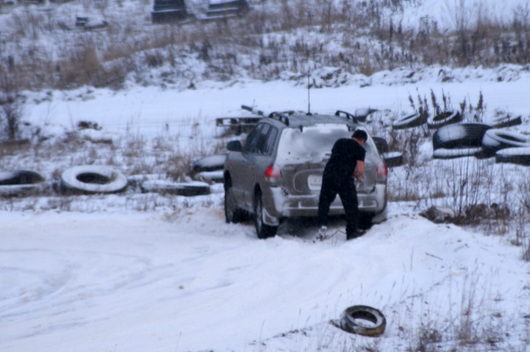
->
<box><xmin>481</xmin><ymin>129</ymin><xmax>530</xmax><ymax>165</ymax></box>
<box><xmin>481</xmin><ymin>129</ymin><xmax>530</xmax><ymax>156</ymax></box>
<box><xmin>431</xmin><ymin>124</ymin><xmax>530</xmax><ymax>165</ymax></box>
<box><xmin>0</xmin><ymin>170</ymin><xmax>47</xmax><ymax>197</ymax></box>
<box><xmin>432</xmin><ymin>123</ymin><xmax>491</xmax><ymax>159</ymax></box>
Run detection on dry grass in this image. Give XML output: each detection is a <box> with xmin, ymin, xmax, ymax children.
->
<box><xmin>1</xmin><ymin>0</ymin><xmax>529</xmax><ymax>91</ymax></box>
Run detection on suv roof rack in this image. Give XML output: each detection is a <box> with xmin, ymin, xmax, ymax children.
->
<box><xmin>335</xmin><ymin>110</ymin><xmax>360</xmax><ymax>124</ymax></box>
<box><xmin>268</xmin><ymin>112</ymin><xmax>290</xmax><ymax>126</ymax></box>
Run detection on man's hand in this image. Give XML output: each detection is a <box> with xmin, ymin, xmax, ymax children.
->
<box><xmin>354</xmin><ymin>160</ymin><xmax>365</xmax><ymax>180</ymax></box>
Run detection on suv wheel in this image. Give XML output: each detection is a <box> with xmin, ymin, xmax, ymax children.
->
<box><xmin>254</xmin><ymin>192</ymin><xmax>277</xmax><ymax>239</ymax></box>
<box><xmin>224</xmin><ymin>179</ymin><xmax>244</xmax><ymax>223</ymax></box>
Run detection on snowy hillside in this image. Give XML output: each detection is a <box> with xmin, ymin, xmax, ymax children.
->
<box><xmin>1</xmin><ymin>1</ymin><xmax>529</xmax><ymax>352</ymax></box>
<box><xmin>1</xmin><ymin>0</ymin><xmax>529</xmax><ymax>90</ymax></box>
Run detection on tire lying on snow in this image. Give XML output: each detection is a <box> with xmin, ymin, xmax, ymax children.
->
<box><xmin>433</xmin><ymin>147</ymin><xmax>483</xmax><ymax>159</ymax></box>
<box><xmin>392</xmin><ymin>112</ymin><xmax>426</xmax><ymax>130</ymax></box>
<box><xmin>382</xmin><ymin>151</ymin><xmax>404</xmax><ymax>167</ymax></box>
<box><xmin>432</xmin><ymin>123</ymin><xmax>491</xmax><ymax>150</ymax></box>
<box><xmin>191</xmin><ymin>154</ymin><xmax>226</xmax><ymax>173</ymax></box>
<box><xmin>481</xmin><ymin>129</ymin><xmax>530</xmax><ymax>156</ymax></box>
<box><xmin>61</xmin><ymin>165</ymin><xmax>128</xmax><ymax>194</ymax></box>
<box><xmin>193</xmin><ymin>170</ymin><xmax>224</xmax><ymax>183</ymax></box>
<box><xmin>331</xmin><ymin>305</ymin><xmax>386</xmax><ymax>337</ymax></box>
<box><xmin>427</xmin><ymin>111</ymin><xmax>462</xmax><ymax>129</ymax></box>
<box><xmin>141</xmin><ymin>180</ymin><xmax>210</xmax><ymax>196</ymax></box>
<box><xmin>495</xmin><ymin>147</ymin><xmax>530</xmax><ymax>166</ymax></box>
<box><xmin>0</xmin><ymin>170</ymin><xmax>46</xmax><ymax>196</ymax></box>
<box><xmin>491</xmin><ymin>114</ymin><xmax>522</xmax><ymax>129</ymax></box>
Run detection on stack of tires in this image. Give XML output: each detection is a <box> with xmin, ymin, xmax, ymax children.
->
<box><xmin>431</xmin><ymin>124</ymin><xmax>530</xmax><ymax>165</ymax></box>
<box><xmin>391</xmin><ymin>108</ymin><xmax>529</xmax><ymax>166</ymax></box>
<box><xmin>482</xmin><ymin>130</ymin><xmax>530</xmax><ymax>166</ymax></box>
<box><xmin>432</xmin><ymin>123</ymin><xmax>491</xmax><ymax>159</ymax></box>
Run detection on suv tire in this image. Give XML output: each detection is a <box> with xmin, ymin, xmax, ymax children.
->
<box><xmin>254</xmin><ymin>192</ymin><xmax>277</xmax><ymax>239</ymax></box>
<box><xmin>224</xmin><ymin>178</ymin><xmax>245</xmax><ymax>223</ymax></box>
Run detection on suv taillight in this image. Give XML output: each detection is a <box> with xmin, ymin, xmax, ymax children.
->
<box><xmin>376</xmin><ymin>162</ymin><xmax>388</xmax><ymax>183</ymax></box>
<box><xmin>264</xmin><ymin>164</ymin><xmax>281</xmax><ymax>181</ymax></box>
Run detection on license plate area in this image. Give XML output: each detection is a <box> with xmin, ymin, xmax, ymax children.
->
<box><xmin>307</xmin><ymin>175</ymin><xmax>322</xmax><ymax>191</ymax></box>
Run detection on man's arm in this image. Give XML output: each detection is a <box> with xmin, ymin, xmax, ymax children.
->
<box><xmin>354</xmin><ymin>160</ymin><xmax>365</xmax><ymax>180</ymax></box>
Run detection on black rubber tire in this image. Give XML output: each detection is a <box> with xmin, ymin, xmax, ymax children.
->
<box><xmin>491</xmin><ymin>115</ymin><xmax>522</xmax><ymax>129</ymax></box>
<box><xmin>432</xmin><ymin>123</ymin><xmax>491</xmax><ymax>150</ymax></box>
<box><xmin>224</xmin><ymin>178</ymin><xmax>245</xmax><ymax>223</ymax></box>
<box><xmin>433</xmin><ymin>147</ymin><xmax>483</xmax><ymax>159</ymax></box>
<box><xmin>332</xmin><ymin>305</ymin><xmax>386</xmax><ymax>337</ymax></box>
<box><xmin>481</xmin><ymin>129</ymin><xmax>530</xmax><ymax>156</ymax></box>
<box><xmin>495</xmin><ymin>147</ymin><xmax>530</xmax><ymax>166</ymax></box>
<box><xmin>191</xmin><ymin>154</ymin><xmax>226</xmax><ymax>173</ymax></box>
<box><xmin>427</xmin><ymin>111</ymin><xmax>463</xmax><ymax>129</ymax></box>
<box><xmin>353</xmin><ymin>108</ymin><xmax>378</xmax><ymax>122</ymax></box>
<box><xmin>61</xmin><ymin>165</ymin><xmax>128</xmax><ymax>194</ymax></box>
<box><xmin>372</xmin><ymin>137</ymin><xmax>389</xmax><ymax>154</ymax></box>
<box><xmin>194</xmin><ymin>170</ymin><xmax>224</xmax><ymax>183</ymax></box>
<box><xmin>141</xmin><ymin>180</ymin><xmax>210</xmax><ymax>196</ymax></box>
<box><xmin>0</xmin><ymin>170</ymin><xmax>46</xmax><ymax>197</ymax></box>
<box><xmin>176</xmin><ymin>183</ymin><xmax>211</xmax><ymax>196</ymax></box>
<box><xmin>254</xmin><ymin>192</ymin><xmax>277</xmax><ymax>239</ymax></box>
<box><xmin>392</xmin><ymin>112</ymin><xmax>427</xmax><ymax>130</ymax></box>
<box><xmin>382</xmin><ymin>151</ymin><xmax>404</xmax><ymax>167</ymax></box>
<box><xmin>0</xmin><ymin>170</ymin><xmax>44</xmax><ymax>185</ymax></box>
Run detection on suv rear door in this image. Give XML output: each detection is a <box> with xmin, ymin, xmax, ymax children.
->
<box><xmin>229</xmin><ymin>122</ymin><xmax>279</xmax><ymax>211</ymax></box>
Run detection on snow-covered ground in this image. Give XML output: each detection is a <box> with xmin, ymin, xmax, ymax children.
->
<box><xmin>1</xmin><ymin>209</ymin><xmax>529</xmax><ymax>352</ymax></box>
<box><xmin>1</xmin><ymin>71</ymin><xmax>529</xmax><ymax>351</ymax></box>
<box><xmin>22</xmin><ymin>66</ymin><xmax>530</xmax><ymax>140</ymax></box>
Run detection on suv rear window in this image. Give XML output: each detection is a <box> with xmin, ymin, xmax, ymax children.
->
<box><xmin>276</xmin><ymin>124</ymin><xmax>379</xmax><ymax>164</ymax></box>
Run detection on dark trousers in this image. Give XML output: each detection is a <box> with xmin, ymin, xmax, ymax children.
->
<box><xmin>318</xmin><ymin>172</ymin><xmax>359</xmax><ymax>236</ymax></box>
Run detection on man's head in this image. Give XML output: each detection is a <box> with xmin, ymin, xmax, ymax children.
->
<box><xmin>352</xmin><ymin>129</ymin><xmax>367</xmax><ymax>144</ymax></box>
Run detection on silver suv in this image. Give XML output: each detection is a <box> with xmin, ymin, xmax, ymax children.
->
<box><xmin>223</xmin><ymin>111</ymin><xmax>388</xmax><ymax>238</ymax></box>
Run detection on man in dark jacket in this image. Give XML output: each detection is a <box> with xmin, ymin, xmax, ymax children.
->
<box><xmin>318</xmin><ymin>129</ymin><xmax>367</xmax><ymax>240</ymax></box>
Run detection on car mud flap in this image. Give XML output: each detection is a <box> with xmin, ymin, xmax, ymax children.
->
<box><xmin>262</xmin><ymin>207</ymin><xmax>280</xmax><ymax>226</ymax></box>
<box><xmin>370</xmin><ymin>205</ymin><xmax>387</xmax><ymax>224</ymax></box>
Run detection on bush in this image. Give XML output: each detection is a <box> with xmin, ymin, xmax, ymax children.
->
<box><xmin>0</xmin><ymin>69</ymin><xmax>23</xmax><ymax>141</ymax></box>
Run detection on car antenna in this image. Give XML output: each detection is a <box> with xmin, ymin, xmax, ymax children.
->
<box><xmin>307</xmin><ymin>69</ymin><xmax>311</xmax><ymax>115</ymax></box>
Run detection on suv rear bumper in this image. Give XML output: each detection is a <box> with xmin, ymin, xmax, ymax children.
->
<box><xmin>263</xmin><ymin>184</ymin><xmax>387</xmax><ymax>225</ymax></box>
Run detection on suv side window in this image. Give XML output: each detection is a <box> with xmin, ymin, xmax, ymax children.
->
<box><xmin>244</xmin><ymin>124</ymin><xmax>264</xmax><ymax>153</ymax></box>
<box><xmin>262</xmin><ymin>126</ymin><xmax>278</xmax><ymax>155</ymax></box>
<box><xmin>255</xmin><ymin>124</ymin><xmax>271</xmax><ymax>154</ymax></box>
<box><xmin>244</xmin><ymin>123</ymin><xmax>279</xmax><ymax>155</ymax></box>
